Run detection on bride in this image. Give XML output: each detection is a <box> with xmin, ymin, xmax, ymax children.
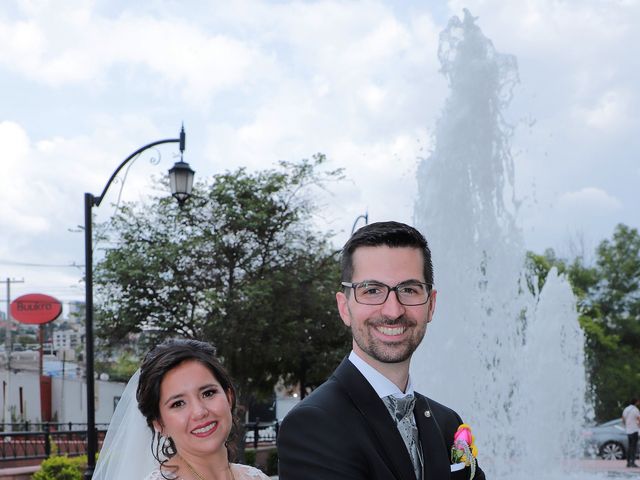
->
<box><xmin>93</xmin><ymin>339</ymin><xmax>271</xmax><ymax>480</ymax></box>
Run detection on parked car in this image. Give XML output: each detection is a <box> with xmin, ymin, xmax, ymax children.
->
<box><xmin>584</xmin><ymin>418</ymin><xmax>639</xmax><ymax>460</ymax></box>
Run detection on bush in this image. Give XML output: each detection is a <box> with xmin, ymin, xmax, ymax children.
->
<box><xmin>244</xmin><ymin>449</ymin><xmax>256</xmax><ymax>466</ymax></box>
<box><xmin>33</xmin><ymin>455</ymin><xmax>86</xmax><ymax>480</ymax></box>
<box><xmin>267</xmin><ymin>449</ymin><xmax>278</xmax><ymax>475</ymax></box>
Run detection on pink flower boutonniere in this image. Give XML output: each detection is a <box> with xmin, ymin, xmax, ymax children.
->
<box><xmin>451</xmin><ymin>424</ymin><xmax>478</xmax><ymax>479</ymax></box>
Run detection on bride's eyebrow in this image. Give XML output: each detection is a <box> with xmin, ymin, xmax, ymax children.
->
<box><xmin>201</xmin><ymin>383</ymin><xmax>220</xmax><ymax>389</ymax></box>
<box><xmin>163</xmin><ymin>392</ymin><xmax>185</xmax><ymax>406</ymax></box>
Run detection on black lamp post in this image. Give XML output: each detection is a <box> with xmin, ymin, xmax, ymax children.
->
<box><xmin>351</xmin><ymin>211</ymin><xmax>369</xmax><ymax>234</ymax></box>
<box><xmin>83</xmin><ymin>126</ymin><xmax>194</xmax><ymax>479</ymax></box>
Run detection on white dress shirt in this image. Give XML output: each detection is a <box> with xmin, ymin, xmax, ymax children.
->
<box><xmin>348</xmin><ymin>350</ymin><xmax>415</xmax><ymax>400</ymax></box>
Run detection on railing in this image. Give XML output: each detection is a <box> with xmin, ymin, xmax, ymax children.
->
<box><xmin>0</xmin><ymin>421</ymin><xmax>278</xmax><ymax>462</ymax></box>
<box><xmin>244</xmin><ymin>420</ymin><xmax>279</xmax><ymax>449</ymax></box>
<box><xmin>0</xmin><ymin>422</ymin><xmax>109</xmax><ymax>433</ymax></box>
<box><xmin>0</xmin><ymin>426</ymin><xmax>107</xmax><ymax>462</ymax></box>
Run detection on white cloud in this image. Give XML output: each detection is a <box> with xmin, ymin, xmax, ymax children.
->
<box><xmin>359</xmin><ymin>84</ymin><xmax>387</xmax><ymax>112</ymax></box>
<box><xmin>0</xmin><ymin>5</ymin><xmax>275</xmax><ymax>106</ymax></box>
<box><xmin>1</xmin><ymin>120</ymin><xmax>30</xmax><ymax>164</ymax></box>
<box><xmin>0</xmin><ymin>121</ymin><xmax>50</xmax><ymax>234</ymax></box>
<box><xmin>557</xmin><ymin>187</ymin><xmax>622</xmax><ymax>215</ymax></box>
<box><xmin>0</xmin><ymin>0</ymin><xmax>442</xmax><ymax>116</ymax></box>
<box><xmin>197</xmin><ymin>1</ymin><xmax>442</xmax><ymax>179</ymax></box>
<box><xmin>521</xmin><ymin>187</ymin><xmax>625</xmax><ymax>255</ymax></box>
<box><xmin>575</xmin><ymin>89</ymin><xmax>631</xmax><ymax>131</ymax></box>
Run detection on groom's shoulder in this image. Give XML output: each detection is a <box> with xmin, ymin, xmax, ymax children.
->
<box><xmin>294</xmin><ymin>359</ymin><xmax>355</xmax><ymax>406</ymax></box>
<box><xmin>279</xmin><ymin>376</ymin><xmax>346</xmax><ymax>438</ymax></box>
<box><xmin>298</xmin><ymin>374</ymin><xmax>345</xmax><ymax>409</ymax></box>
<box><xmin>284</xmin><ymin>364</ymin><xmax>359</xmax><ymax>423</ymax></box>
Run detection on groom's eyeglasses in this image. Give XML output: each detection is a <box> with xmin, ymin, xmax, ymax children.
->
<box><xmin>341</xmin><ymin>280</ymin><xmax>433</xmax><ymax>306</ymax></box>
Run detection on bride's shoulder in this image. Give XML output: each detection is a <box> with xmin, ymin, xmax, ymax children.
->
<box><xmin>232</xmin><ymin>463</ymin><xmax>271</xmax><ymax>479</ymax></box>
<box><xmin>142</xmin><ymin>470</ymin><xmax>164</xmax><ymax>480</ymax></box>
<box><xmin>142</xmin><ymin>469</ymin><xmax>177</xmax><ymax>480</ymax></box>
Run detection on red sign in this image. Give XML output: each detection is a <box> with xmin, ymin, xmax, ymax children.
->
<box><xmin>10</xmin><ymin>294</ymin><xmax>62</xmax><ymax>325</ymax></box>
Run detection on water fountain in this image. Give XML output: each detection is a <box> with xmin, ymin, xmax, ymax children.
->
<box><xmin>411</xmin><ymin>10</ymin><xmax>598</xmax><ymax>479</ymax></box>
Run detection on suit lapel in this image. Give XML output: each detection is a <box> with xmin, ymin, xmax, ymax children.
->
<box><xmin>333</xmin><ymin>359</ymin><xmax>417</xmax><ymax>480</ymax></box>
<box><xmin>415</xmin><ymin>394</ymin><xmax>452</xmax><ymax>479</ymax></box>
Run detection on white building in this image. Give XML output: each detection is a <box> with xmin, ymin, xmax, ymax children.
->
<box><xmin>52</xmin><ymin>329</ymin><xmax>82</xmax><ymax>351</ymax></box>
<box><xmin>0</xmin><ymin>368</ymin><xmax>125</xmax><ymax>426</ymax></box>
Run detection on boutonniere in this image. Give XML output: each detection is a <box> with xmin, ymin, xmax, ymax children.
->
<box><xmin>451</xmin><ymin>424</ymin><xmax>477</xmax><ymax>479</ymax></box>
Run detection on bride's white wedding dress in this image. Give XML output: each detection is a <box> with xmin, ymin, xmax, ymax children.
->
<box><xmin>143</xmin><ymin>463</ymin><xmax>270</xmax><ymax>479</ymax></box>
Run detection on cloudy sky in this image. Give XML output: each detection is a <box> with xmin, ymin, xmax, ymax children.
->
<box><xmin>1</xmin><ymin>0</ymin><xmax>638</xmax><ymax>313</ymax></box>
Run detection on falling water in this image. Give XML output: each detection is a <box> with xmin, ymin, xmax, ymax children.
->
<box><xmin>412</xmin><ymin>10</ymin><xmax>597</xmax><ymax>479</ymax></box>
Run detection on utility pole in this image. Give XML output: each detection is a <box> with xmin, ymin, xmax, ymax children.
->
<box><xmin>2</xmin><ymin>277</ymin><xmax>24</xmax><ymax>429</ymax></box>
<box><xmin>4</xmin><ymin>278</ymin><xmax>25</xmax><ymax>352</ymax></box>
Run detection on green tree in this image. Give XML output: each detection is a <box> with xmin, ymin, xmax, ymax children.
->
<box><xmin>527</xmin><ymin>224</ymin><xmax>640</xmax><ymax>420</ymax></box>
<box><xmin>15</xmin><ymin>334</ymin><xmax>37</xmax><ymax>346</ymax></box>
<box><xmin>262</xmin><ymin>245</ymin><xmax>350</xmax><ymax>398</ymax></box>
<box><xmin>95</xmin><ymin>352</ymin><xmax>140</xmax><ymax>382</ymax></box>
<box><xmin>94</xmin><ymin>155</ymin><xmax>350</xmax><ymax>404</ymax></box>
<box><xmin>588</xmin><ymin>224</ymin><xmax>640</xmax><ymax>420</ymax></box>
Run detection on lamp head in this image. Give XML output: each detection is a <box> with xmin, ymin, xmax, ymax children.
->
<box><xmin>168</xmin><ymin>159</ymin><xmax>195</xmax><ymax>206</ymax></box>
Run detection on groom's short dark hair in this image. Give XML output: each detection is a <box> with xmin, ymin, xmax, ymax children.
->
<box><xmin>340</xmin><ymin>221</ymin><xmax>434</xmax><ymax>285</ymax></box>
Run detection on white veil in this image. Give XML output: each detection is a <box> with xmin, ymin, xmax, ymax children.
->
<box><xmin>93</xmin><ymin>369</ymin><xmax>159</xmax><ymax>480</ymax></box>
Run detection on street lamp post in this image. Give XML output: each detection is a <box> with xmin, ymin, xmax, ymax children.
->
<box><xmin>83</xmin><ymin>126</ymin><xmax>194</xmax><ymax>479</ymax></box>
<box><xmin>351</xmin><ymin>211</ymin><xmax>369</xmax><ymax>234</ymax></box>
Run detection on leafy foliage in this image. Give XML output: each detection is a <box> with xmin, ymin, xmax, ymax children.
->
<box><xmin>244</xmin><ymin>449</ymin><xmax>256</xmax><ymax>466</ymax></box>
<box><xmin>33</xmin><ymin>455</ymin><xmax>86</xmax><ymax>480</ymax></box>
<box><xmin>95</xmin><ymin>352</ymin><xmax>140</xmax><ymax>382</ymax></box>
<box><xmin>94</xmin><ymin>155</ymin><xmax>350</xmax><ymax>402</ymax></box>
<box><xmin>526</xmin><ymin>224</ymin><xmax>640</xmax><ymax>420</ymax></box>
<box><xmin>267</xmin><ymin>449</ymin><xmax>278</xmax><ymax>475</ymax></box>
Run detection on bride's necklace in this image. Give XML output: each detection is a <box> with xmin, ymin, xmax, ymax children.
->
<box><xmin>177</xmin><ymin>454</ymin><xmax>236</xmax><ymax>480</ymax></box>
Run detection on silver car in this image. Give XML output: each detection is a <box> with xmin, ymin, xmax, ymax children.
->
<box><xmin>584</xmin><ymin>419</ymin><xmax>638</xmax><ymax>460</ymax></box>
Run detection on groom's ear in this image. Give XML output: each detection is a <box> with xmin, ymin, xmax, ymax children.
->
<box><xmin>426</xmin><ymin>289</ymin><xmax>437</xmax><ymax>323</ymax></box>
<box><xmin>336</xmin><ymin>291</ymin><xmax>351</xmax><ymax>327</ymax></box>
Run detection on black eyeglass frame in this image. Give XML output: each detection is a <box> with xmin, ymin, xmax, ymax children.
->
<box><xmin>341</xmin><ymin>280</ymin><xmax>434</xmax><ymax>306</ymax></box>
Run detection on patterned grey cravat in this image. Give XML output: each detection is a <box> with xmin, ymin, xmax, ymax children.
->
<box><xmin>383</xmin><ymin>394</ymin><xmax>422</xmax><ymax>480</ymax></box>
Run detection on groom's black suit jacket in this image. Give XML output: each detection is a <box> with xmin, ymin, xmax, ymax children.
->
<box><xmin>278</xmin><ymin>358</ymin><xmax>485</xmax><ymax>480</ymax></box>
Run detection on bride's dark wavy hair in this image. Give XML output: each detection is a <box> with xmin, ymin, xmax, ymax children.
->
<box><xmin>136</xmin><ymin>339</ymin><xmax>240</xmax><ymax>475</ymax></box>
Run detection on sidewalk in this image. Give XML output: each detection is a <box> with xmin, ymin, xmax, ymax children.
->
<box><xmin>577</xmin><ymin>458</ymin><xmax>640</xmax><ymax>474</ymax></box>
<box><xmin>0</xmin><ymin>465</ymin><xmax>39</xmax><ymax>480</ymax></box>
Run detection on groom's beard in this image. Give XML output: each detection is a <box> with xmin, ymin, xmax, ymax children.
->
<box><xmin>351</xmin><ymin>314</ymin><xmax>428</xmax><ymax>364</ymax></box>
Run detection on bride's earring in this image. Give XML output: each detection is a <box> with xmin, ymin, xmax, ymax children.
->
<box><xmin>161</xmin><ymin>435</ymin><xmax>177</xmax><ymax>457</ymax></box>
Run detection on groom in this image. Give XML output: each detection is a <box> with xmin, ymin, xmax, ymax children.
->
<box><xmin>278</xmin><ymin>221</ymin><xmax>485</xmax><ymax>479</ymax></box>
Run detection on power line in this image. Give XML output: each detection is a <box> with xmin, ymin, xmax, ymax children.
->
<box><xmin>0</xmin><ymin>259</ymin><xmax>84</xmax><ymax>268</ymax></box>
